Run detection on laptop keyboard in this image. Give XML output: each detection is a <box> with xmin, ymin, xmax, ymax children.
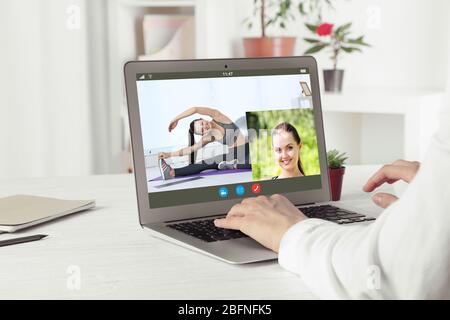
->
<box><xmin>299</xmin><ymin>205</ymin><xmax>375</xmax><ymax>224</ymax></box>
<box><xmin>168</xmin><ymin>205</ymin><xmax>375</xmax><ymax>242</ymax></box>
<box><xmin>168</xmin><ymin>218</ymin><xmax>247</xmax><ymax>242</ymax></box>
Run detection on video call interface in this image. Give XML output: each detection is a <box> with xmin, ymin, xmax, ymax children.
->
<box><xmin>136</xmin><ymin>68</ymin><xmax>323</xmax><ymax>209</ymax></box>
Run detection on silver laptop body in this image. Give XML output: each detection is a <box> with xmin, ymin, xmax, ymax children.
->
<box><xmin>124</xmin><ymin>56</ymin><xmax>369</xmax><ymax>264</ymax></box>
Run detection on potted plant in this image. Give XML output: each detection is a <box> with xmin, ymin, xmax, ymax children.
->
<box><xmin>327</xmin><ymin>149</ymin><xmax>348</xmax><ymax>201</ymax></box>
<box><xmin>243</xmin><ymin>0</ymin><xmax>332</xmax><ymax>57</ymax></box>
<box><xmin>303</xmin><ymin>22</ymin><xmax>371</xmax><ymax>92</ymax></box>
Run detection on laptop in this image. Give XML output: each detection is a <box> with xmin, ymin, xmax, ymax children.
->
<box><xmin>124</xmin><ymin>56</ymin><xmax>375</xmax><ymax>264</ymax></box>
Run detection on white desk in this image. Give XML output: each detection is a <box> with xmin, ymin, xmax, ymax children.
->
<box><xmin>0</xmin><ymin>165</ymin><xmax>389</xmax><ymax>299</ymax></box>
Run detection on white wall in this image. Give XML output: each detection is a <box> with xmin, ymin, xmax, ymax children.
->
<box><xmin>447</xmin><ymin>17</ymin><xmax>450</xmax><ymax>96</ymax></box>
<box><xmin>1</xmin><ymin>0</ymin><xmax>449</xmax><ymax>178</ymax></box>
<box><xmin>0</xmin><ymin>0</ymin><xmax>116</xmax><ymax>179</ymax></box>
<box><xmin>200</xmin><ymin>0</ymin><xmax>450</xmax><ymax>165</ymax></box>
<box><xmin>0</xmin><ymin>0</ymin><xmax>94</xmax><ymax>178</ymax></box>
<box><xmin>203</xmin><ymin>0</ymin><xmax>450</xmax><ymax>91</ymax></box>
<box><xmin>312</xmin><ymin>0</ymin><xmax>450</xmax><ymax>90</ymax></box>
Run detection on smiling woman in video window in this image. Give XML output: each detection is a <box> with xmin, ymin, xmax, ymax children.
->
<box><xmin>271</xmin><ymin>122</ymin><xmax>305</xmax><ymax>180</ymax></box>
<box><xmin>246</xmin><ymin>108</ymin><xmax>320</xmax><ymax>182</ymax></box>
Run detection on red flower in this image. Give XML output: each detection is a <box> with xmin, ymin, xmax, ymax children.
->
<box><xmin>316</xmin><ymin>23</ymin><xmax>333</xmax><ymax>36</ymax></box>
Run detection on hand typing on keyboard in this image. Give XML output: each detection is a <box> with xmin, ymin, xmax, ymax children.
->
<box><xmin>214</xmin><ymin>195</ymin><xmax>306</xmax><ymax>252</ymax></box>
<box><xmin>214</xmin><ymin>159</ymin><xmax>420</xmax><ymax>253</ymax></box>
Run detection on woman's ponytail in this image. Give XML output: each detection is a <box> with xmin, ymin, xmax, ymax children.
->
<box><xmin>297</xmin><ymin>157</ymin><xmax>305</xmax><ymax>175</ymax></box>
<box><xmin>188</xmin><ymin>119</ymin><xmax>201</xmax><ymax>164</ymax></box>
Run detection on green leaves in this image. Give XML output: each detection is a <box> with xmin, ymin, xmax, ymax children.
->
<box><xmin>305</xmin><ymin>23</ymin><xmax>319</xmax><ymax>33</ymax></box>
<box><xmin>303</xmin><ymin>21</ymin><xmax>372</xmax><ymax>66</ymax></box>
<box><xmin>341</xmin><ymin>46</ymin><xmax>362</xmax><ymax>53</ymax></box>
<box><xmin>298</xmin><ymin>2</ymin><xmax>305</xmax><ymax>15</ymax></box>
<box><xmin>303</xmin><ymin>23</ymin><xmax>326</xmax><ymax>55</ymax></box>
<box><xmin>244</xmin><ymin>1</ymin><xmax>335</xmax><ymax>36</ymax></box>
<box><xmin>334</xmin><ymin>22</ymin><xmax>352</xmax><ymax>35</ymax></box>
<box><xmin>346</xmin><ymin>35</ymin><xmax>371</xmax><ymax>47</ymax></box>
<box><xmin>298</xmin><ymin>0</ymin><xmax>334</xmax><ymax>23</ymax></box>
<box><xmin>327</xmin><ymin>149</ymin><xmax>348</xmax><ymax>168</ymax></box>
<box><xmin>305</xmin><ymin>44</ymin><xmax>328</xmax><ymax>54</ymax></box>
<box><xmin>263</xmin><ymin>0</ymin><xmax>295</xmax><ymax>31</ymax></box>
<box><xmin>279</xmin><ymin>0</ymin><xmax>292</xmax><ymax>16</ymax></box>
<box><xmin>303</xmin><ymin>38</ymin><xmax>322</xmax><ymax>43</ymax></box>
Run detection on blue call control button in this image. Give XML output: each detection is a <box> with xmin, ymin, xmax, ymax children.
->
<box><xmin>218</xmin><ymin>186</ymin><xmax>229</xmax><ymax>198</ymax></box>
<box><xmin>235</xmin><ymin>185</ymin><xmax>245</xmax><ymax>197</ymax></box>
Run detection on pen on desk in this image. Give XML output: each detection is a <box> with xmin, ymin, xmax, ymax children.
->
<box><xmin>0</xmin><ymin>234</ymin><xmax>48</xmax><ymax>248</ymax></box>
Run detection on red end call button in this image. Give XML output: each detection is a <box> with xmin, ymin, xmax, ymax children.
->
<box><xmin>251</xmin><ymin>183</ymin><xmax>261</xmax><ymax>194</ymax></box>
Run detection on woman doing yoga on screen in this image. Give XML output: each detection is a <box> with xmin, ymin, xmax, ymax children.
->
<box><xmin>158</xmin><ymin>106</ymin><xmax>251</xmax><ymax>180</ymax></box>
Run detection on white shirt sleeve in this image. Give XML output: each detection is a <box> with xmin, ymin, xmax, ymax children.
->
<box><xmin>278</xmin><ymin>105</ymin><xmax>450</xmax><ymax>299</ymax></box>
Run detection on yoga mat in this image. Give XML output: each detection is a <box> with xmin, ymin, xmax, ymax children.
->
<box><xmin>152</xmin><ymin>176</ymin><xmax>204</xmax><ymax>189</ymax></box>
<box><xmin>149</xmin><ymin>168</ymin><xmax>252</xmax><ymax>182</ymax></box>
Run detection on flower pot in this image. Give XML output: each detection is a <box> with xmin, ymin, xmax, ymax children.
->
<box><xmin>328</xmin><ymin>166</ymin><xmax>345</xmax><ymax>201</ymax></box>
<box><xmin>243</xmin><ymin>37</ymin><xmax>296</xmax><ymax>57</ymax></box>
<box><xmin>323</xmin><ymin>69</ymin><xmax>344</xmax><ymax>92</ymax></box>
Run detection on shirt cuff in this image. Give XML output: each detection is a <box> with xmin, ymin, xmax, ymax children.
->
<box><xmin>278</xmin><ymin>218</ymin><xmax>332</xmax><ymax>274</ymax></box>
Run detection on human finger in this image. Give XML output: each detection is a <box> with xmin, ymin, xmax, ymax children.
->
<box><xmin>372</xmin><ymin>192</ymin><xmax>399</xmax><ymax>209</ymax></box>
<box><xmin>363</xmin><ymin>164</ymin><xmax>416</xmax><ymax>192</ymax></box>
<box><xmin>214</xmin><ymin>216</ymin><xmax>245</xmax><ymax>230</ymax></box>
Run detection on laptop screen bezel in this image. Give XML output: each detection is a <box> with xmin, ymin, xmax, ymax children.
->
<box><xmin>124</xmin><ymin>56</ymin><xmax>331</xmax><ymax>226</ymax></box>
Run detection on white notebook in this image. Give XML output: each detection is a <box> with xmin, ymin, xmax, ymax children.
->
<box><xmin>0</xmin><ymin>195</ymin><xmax>95</xmax><ymax>233</ymax></box>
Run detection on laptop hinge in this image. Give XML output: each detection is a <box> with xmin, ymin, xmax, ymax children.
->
<box><xmin>164</xmin><ymin>213</ymin><xmax>226</xmax><ymax>224</ymax></box>
<box><xmin>294</xmin><ymin>202</ymin><xmax>316</xmax><ymax>207</ymax></box>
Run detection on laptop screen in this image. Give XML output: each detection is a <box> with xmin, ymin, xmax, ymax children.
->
<box><xmin>135</xmin><ymin>68</ymin><xmax>322</xmax><ymax>209</ymax></box>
